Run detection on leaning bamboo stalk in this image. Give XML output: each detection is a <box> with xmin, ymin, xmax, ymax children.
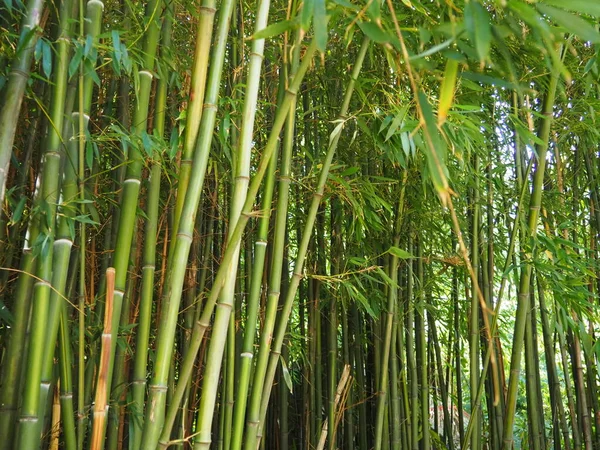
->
<box><xmin>244</xmin><ymin>21</ymin><xmax>303</xmax><ymax>450</ymax></box>
<box><xmin>462</xmin><ymin>158</ymin><xmax>533</xmax><ymax>449</ymax></box>
<box><xmin>89</xmin><ymin>268</ymin><xmax>115</xmax><ymax>450</ymax></box>
<box><xmin>188</xmin><ymin>0</ymin><xmax>244</xmax><ymax>445</ymax></box>
<box><xmin>150</xmin><ymin>40</ymin><xmax>319</xmax><ymax>450</ymax></box>
<box><xmin>139</xmin><ymin>0</ymin><xmax>235</xmax><ymax>447</ymax></box>
<box><xmin>196</xmin><ymin>0</ymin><xmax>275</xmax><ymax>444</ymax></box>
<box><xmin>501</xmin><ymin>66</ymin><xmax>560</xmax><ymax>450</ymax></box>
<box><xmin>252</xmin><ymin>36</ymin><xmax>371</xmax><ymax>449</ymax></box>
<box><xmin>316</xmin><ymin>365</ymin><xmax>352</xmax><ymax>450</ymax></box>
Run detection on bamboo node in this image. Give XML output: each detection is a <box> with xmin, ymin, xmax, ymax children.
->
<box><xmin>88</xmin><ymin>0</ymin><xmax>105</xmax><ymax>10</ymax></box>
<box><xmin>18</xmin><ymin>415</ymin><xmax>38</xmax><ymax>423</ymax></box>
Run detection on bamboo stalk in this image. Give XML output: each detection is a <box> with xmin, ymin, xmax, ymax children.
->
<box><xmin>501</xmin><ymin>65</ymin><xmax>560</xmax><ymax>450</ymax></box>
<box><xmin>149</xmin><ymin>39</ymin><xmax>319</xmax><ymax>450</ymax></box>
<box><xmin>89</xmin><ymin>268</ymin><xmax>115</xmax><ymax>450</ymax></box>
<box><xmin>252</xmin><ymin>36</ymin><xmax>371</xmax><ymax>450</ymax></box>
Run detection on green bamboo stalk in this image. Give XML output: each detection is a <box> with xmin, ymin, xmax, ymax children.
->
<box><xmin>341</xmin><ymin>302</ymin><xmax>356</xmax><ymax>450</ymax></box>
<box><xmin>501</xmin><ymin>67</ymin><xmax>559</xmax><ymax>450</ymax></box>
<box><xmin>469</xmin><ymin>154</ymin><xmax>481</xmax><ymax>450</ymax></box>
<box><xmin>416</xmin><ymin>241</ymin><xmax>430</xmax><ymax>450</ymax></box>
<box><xmin>106</xmin><ymin>0</ymin><xmax>163</xmax><ymax>407</ymax></box>
<box><xmin>193</xmin><ymin>0</ymin><xmax>273</xmax><ymax>445</ymax></box>
<box><xmin>328</xmin><ymin>197</ymin><xmax>342</xmax><ymax>450</ymax></box>
<box><xmin>406</xmin><ymin>237</ymin><xmax>418</xmax><ymax>450</ymax></box>
<box><xmin>139</xmin><ymin>0</ymin><xmax>235</xmax><ymax>447</ymax></box>
<box><xmin>462</xmin><ymin>157</ymin><xmax>534</xmax><ymax>450</ymax></box>
<box><xmin>170</xmin><ymin>0</ymin><xmax>216</xmax><ymax>238</ymax></box>
<box><xmin>150</xmin><ymin>40</ymin><xmax>319</xmax><ymax>450</ymax></box>
<box><xmin>244</xmin><ymin>32</ymin><xmax>302</xmax><ymax>450</ymax></box>
<box><xmin>229</xmin><ymin>85</ymin><xmax>280</xmax><ymax>450</ymax></box>
<box><xmin>129</xmin><ymin>4</ymin><xmax>173</xmax><ymax>448</ymax></box>
<box><xmin>537</xmin><ymin>277</ymin><xmax>572</xmax><ymax>450</ymax></box>
<box><xmin>0</xmin><ymin>0</ymin><xmax>45</xmax><ymax>207</ymax></box>
<box><xmin>35</xmin><ymin>0</ymin><xmax>76</xmax><ymax>434</ymax></box>
<box><xmin>374</xmin><ymin>236</ymin><xmax>399</xmax><ymax>450</ymax></box>
<box><xmin>557</xmin><ymin>310</ymin><xmax>581</xmax><ymax>448</ymax></box>
<box><xmin>251</xmin><ymin>36</ymin><xmax>371</xmax><ymax>450</ymax></box>
<box><xmin>58</xmin><ymin>298</ymin><xmax>77</xmax><ymax>450</ymax></box>
<box><xmin>524</xmin><ymin>286</ymin><xmax>543</xmax><ymax>450</ymax></box>
<box><xmin>14</xmin><ymin>1</ymin><xmax>81</xmax><ymax>447</ymax></box>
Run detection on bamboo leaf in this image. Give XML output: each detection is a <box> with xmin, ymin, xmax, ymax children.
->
<box><xmin>385</xmin><ymin>106</ymin><xmax>408</xmax><ymax>141</ymax></box>
<box><xmin>367</xmin><ymin>0</ymin><xmax>380</xmax><ymax>20</ymax></box>
<box><xmin>387</xmin><ymin>246</ymin><xmax>414</xmax><ymax>259</ymax></box>
<box><xmin>314</xmin><ymin>0</ymin><xmax>328</xmax><ymax>52</ymax></box>
<box><xmin>417</xmin><ymin>90</ymin><xmax>449</xmax><ymax>205</ymax></box>
<box><xmin>251</xmin><ymin>19</ymin><xmax>297</xmax><ymax>40</ymax></box>
<box><xmin>465</xmin><ymin>0</ymin><xmax>492</xmax><ymax>63</ymax></box>
<box><xmin>331</xmin><ymin>0</ymin><xmax>359</xmax><ymax>10</ymax></box>
<box><xmin>280</xmin><ymin>358</ymin><xmax>293</xmax><ymax>394</ymax></box>
<box><xmin>41</xmin><ymin>40</ymin><xmax>52</xmax><ymax>78</ymax></box>
<box><xmin>536</xmin><ymin>3</ymin><xmax>600</xmax><ymax>43</ymax></box>
<box><xmin>302</xmin><ymin>0</ymin><xmax>315</xmax><ymax>31</ymax></box>
<box><xmin>438</xmin><ymin>58</ymin><xmax>459</xmax><ymax>124</ymax></box>
<box><xmin>409</xmin><ymin>37</ymin><xmax>456</xmax><ymax>61</ymax></box>
<box><xmin>9</xmin><ymin>197</ymin><xmax>26</xmax><ymax>225</ymax></box>
<box><xmin>508</xmin><ymin>0</ymin><xmax>552</xmax><ymax>38</ymax></box>
<box><xmin>541</xmin><ymin>0</ymin><xmax>600</xmax><ymax>18</ymax></box>
<box><xmin>357</xmin><ymin>21</ymin><xmax>391</xmax><ymax>44</ymax></box>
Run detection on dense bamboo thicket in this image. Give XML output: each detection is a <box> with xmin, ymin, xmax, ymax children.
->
<box><xmin>0</xmin><ymin>0</ymin><xmax>599</xmax><ymax>449</ymax></box>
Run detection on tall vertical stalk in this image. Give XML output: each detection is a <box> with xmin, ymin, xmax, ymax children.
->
<box><xmin>501</xmin><ymin>65</ymin><xmax>560</xmax><ymax>450</ymax></box>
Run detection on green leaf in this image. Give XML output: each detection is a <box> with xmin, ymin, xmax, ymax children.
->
<box><xmin>541</xmin><ymin>0</ymin><xmax>600</xmax><ymax>18</ymax></box>
<box><xmin>367</xmin><ymin>0</ymin><xmax>380</xmax><ymax>20</ymax></box>
<box><xmin>10</xmin><ymin>197</ymin><xmax>26</xmax><ymax>225</ymax></box>
<box><xmin>331</xmin><ymin>0</ymin><xmax>359</xmax><ymax>10</ymax></box>
<box><xmin>409</xmin><ymin>37</ymin><xmax>456</xmax><ymax>61</ymax></box>
<box><xmin>465</xmin><ymin>0</ymin><xmax>492</xmax><ymax>63</ymax></box>
<box><xmin>280</xmin><ymin>358</ymin><xmax>293</xmax><ymax>393</ymax></box>
<box><xmin>536</xmin><ymin>3</ymin><xmax>600</xmax><ymax>43</ymax></box>
<box><xmin>111</xmin><ymin>30</ymin><xmax>122</xmax><ymax>75</ymax></box>
<box><xmin>461</xmin><ymin>71</ymin><xmax>516</xmax><ymax>89</ymax></box>
<box><xmin>438</xmin><ymin>58</ymin><xmax>459</xmax><ymax>124</ymax></box>
<box><xmin>388</xmin><ymin>246</ymin><xmax>415</xmax><ymax>259</ymax></box>
<box><xmin>41</xmin><ymin>40</ymin><xmax>52</xmax><ymax>78</ymax></box>
<box><xmin>507</xmin><ymin>0</ymin><xmax>552</xmax><ymax>38</ymax></box>
<box><xmin>314</xmin><ymin>0</ymin><xmax>328</xmax><ymax>52</ymax></box>
<box><xmin>302</xmin><ymin>0</ymin><xmax>315</xmax><ymax>31</ymax></box>
<box><xmin>74</xmin><ymin>214</ymin><xmax>100</xmax><ymax>226</ymax></box>
<box><xmin>340</xmin><ymin>166</ymin><xmax>360</xmax><ymax>177</ymax></box>
<box><xmin>251</xmin><ymin>19</ymin><xmax>297</xmax><ymax>40</ymax></box>
<box><xmin>357</xmin><ymin>21</ymin><xmax>391</xmax><ymax>44</ymax></box>
<box><xmin>385</xmin><ymin>106</ymin><xmax>408</xmax><ymax>141</ymax></box>
<box><xmin>417</xmin><ymin>91</ymin><xmax>449</xmax><ymax>206</ymax></box>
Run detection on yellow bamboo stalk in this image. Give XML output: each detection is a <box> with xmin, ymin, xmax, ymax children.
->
<box><xmin>90</xmin><ymin>267</ymin><xmax>115</xmax><ymax>450</ymax></box>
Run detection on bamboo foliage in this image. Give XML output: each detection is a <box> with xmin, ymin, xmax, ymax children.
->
<box><xmin>0</xmin><ymin>1</ymin><xmax>599</xmax><ymax>449</ymax></box>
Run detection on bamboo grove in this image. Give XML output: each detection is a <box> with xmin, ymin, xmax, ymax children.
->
<box><xmin>0</xmin><ymin>0</ymin><xmax>599</xmax><ymax>449</ymax></box>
